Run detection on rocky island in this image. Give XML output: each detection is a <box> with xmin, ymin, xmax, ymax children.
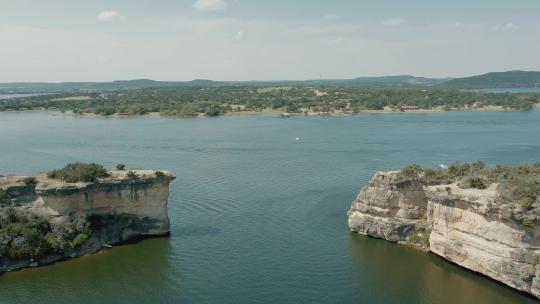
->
<box><xmin>0</xmin><ymin>162</ymin><xmax>175</xmax><ymax>273</ymax></box>
<box><xmin>348</xmin><ymin>162</ymin><xmax>540</xmax><ymax>299</ymax></box>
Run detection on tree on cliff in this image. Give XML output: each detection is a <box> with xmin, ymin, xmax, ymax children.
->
<box><xmin>47</xmin><ymin>162</ymin><xmax>109</xmax><ymax>183</ymax></box>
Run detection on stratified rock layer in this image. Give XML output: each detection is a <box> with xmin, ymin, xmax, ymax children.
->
<box><xmin>348</xmin><ymin>171</ymin><xmax>540</xmax><ymax>299</ymax></box>
<box><xmin>0</xmin><ymin>169</ymin><xmax>175</xmax><ymax>272</ymax></box>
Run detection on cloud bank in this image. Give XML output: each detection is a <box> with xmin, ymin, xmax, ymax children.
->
<box><xmin>97</xmin><ymin>11</ymin><xmax>125</xmax><ymax>22</ymax></box>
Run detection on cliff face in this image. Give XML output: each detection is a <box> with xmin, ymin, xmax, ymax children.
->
<box><xmin>348</xmin><ymin>171</ymin><xmax>540</xmax><ymax>298</ymax></box>
<box><xmin>0</xmin><ymin>169</ymin><xmax>175</xmax><ymax>272</ymax></box>
<box><xmin>348</xmin><ymin>171</ymin><xmax>429</xmax><ymax>244</ymax></box>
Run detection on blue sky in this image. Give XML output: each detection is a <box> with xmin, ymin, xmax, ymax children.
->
<box><xmin>0</xmin><ymin>0</ymin><xmax>539</xmax><ymax>81</ymax></box>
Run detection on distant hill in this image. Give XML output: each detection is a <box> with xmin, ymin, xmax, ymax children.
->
<box><xmin>1</xmin><ymin>71</ymin><xmax>540</xmax><ymax>91</ymax></box>
<box><xmin>438</xmin><ymin>71</ymin><xmax>540</xmax><ymax>89</ymax></box>
<box><xmin>0</xmin><ymin>79</ymin><xmax>212</xmax><ymax>91</ymax></box>
<box><xmin>313</xmin><ymin>75</ymin><xmax>448</xmax><ymax>86</ymax></box>
<box><xmin>0</xmin><ymin>76</ymin><xmax>448</xmax><ymax>91</ymax></box>
<box><xmin>212</xmin><ymin>75</ymin><xmax>448</xmax><ymax>87</ymax></box>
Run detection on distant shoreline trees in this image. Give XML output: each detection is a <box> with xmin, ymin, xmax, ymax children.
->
<box><xmin>1</xmin><ymin>86</ymin><xmax>538</xmax><ymax>116</ymax></box>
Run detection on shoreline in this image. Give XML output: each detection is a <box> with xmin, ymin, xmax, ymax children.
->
<box><xmin>1</xmin><ymin>103</ymin><xmax>538</xmax><ymax>118</ymax></box>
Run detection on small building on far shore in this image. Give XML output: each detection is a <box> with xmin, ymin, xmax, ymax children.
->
<box><xmin>400</xmin><ymin>105</ymin><xmax>420</xmax><ymax>110</ymax></box>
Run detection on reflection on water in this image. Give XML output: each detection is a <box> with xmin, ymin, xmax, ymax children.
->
<box><xmin>0</xmin><ymin>93</ymin><xmax>56</xmax><ymax>100</ymax></box>
<box><xmin>347</xmin><ymin>234</ymin><xmax>538</xmax><ymax>304</ymax></box>
<box><xmin>0</xmin><ymin>238</ymin><xmax>176</xmax><ymax>303</ymax></box>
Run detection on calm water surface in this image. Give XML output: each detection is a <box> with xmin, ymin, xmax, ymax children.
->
<box><xmin>0</xmin><ymin>93</ymin><xmax>54</xmax><ymax>100</ymax></box>
<box><xmin>0</xmin><ymin>111</ymin><xmax>539</xmax><ymax>304</ymax></box>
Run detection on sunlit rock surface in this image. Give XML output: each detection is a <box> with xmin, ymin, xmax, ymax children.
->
<box><xmin>348</xmin><ymin>171</ymin><xmax>540</xmax><ymax>299</ymax></box>
<box><xmin>0</xmin><ymin>169</ymin><xmax>175</xmax><ymax>272</ymax></box>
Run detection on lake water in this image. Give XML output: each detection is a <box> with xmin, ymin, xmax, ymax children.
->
<box><xmin>0</xmin><ymin>93</ymin><xmax>54</xmax><ymax>101</ymax></box>
<box><xmin>0</xmin><ymin>111</ymin><xmax>539</xmax><ymax>304</ymax></box>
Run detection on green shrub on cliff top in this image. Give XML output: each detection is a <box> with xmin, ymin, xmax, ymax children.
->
<box><xmin>522</xmin><ymin>218</ymin><xmax>535</xmax><ymax>229</ymax></box>
<box><xmin>405</xmin><ymin>161</ymin><xmax>540</xmax><ymax>210</ymax></box>
<box><xmin>521</xmin><ymin>196</ymin><xmax>535</xmax><ymax>210</ymax></box>
<box><xmin>424</xmin><ymin>168</ymin><xmax>454</xmax><ymax>185</ymax></box>
<box><xmin>47</xmin><ymin>162</ymin><xmax>109</xmax><ymax>183</ymax></box>
<box><xmin>398</xmin><ymin>161</ymin><xmax>540</xmax><ymax>227</ymax></box>
<box><xmin>22</xmin><ymin>176</ymin><xmax>37</xmax><ymax>185</ymax></box>
<box><xmin>448</xmin><ymin>162</ymin><xmax>471</xmax><ymax>177</ymax></box>
<box><xmin>463</xmin><ymin>177</ymin><xmax>487</xmax><ymax>189</ymax></box>
<box><xmin>401</xmin><ymin>164</ymin><xmax>423</xmax><ymax>177</ymax></box>
<box><xmin>471</xmin><ymin>160</ymin><xmax>487</xmax><ymax>172</ymax></box>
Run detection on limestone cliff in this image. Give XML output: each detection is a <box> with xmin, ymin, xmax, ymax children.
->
<box><xmin>348</xmin><ymin>171</ymin><xmax>540</xmax><ymax>299</ymax></box>
<box><xmin>0</xmin><ymin>169</ymin><xmax>175</xmax><ymax>272</ymax></box>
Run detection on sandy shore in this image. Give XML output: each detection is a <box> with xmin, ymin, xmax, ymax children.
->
<box><xmin>3</xmin><ymin>103</ymin><xmax>539</xmax><ymax>118</ymax></box>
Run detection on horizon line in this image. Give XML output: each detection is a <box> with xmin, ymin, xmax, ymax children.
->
<box><xmin>0</xmin><ymin>69</ymin><xmax>538</xmax><ymax>84</ymax></box>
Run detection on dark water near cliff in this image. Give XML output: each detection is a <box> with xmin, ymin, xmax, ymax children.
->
<box><xmin>0</xmin><ymin>111</ymin><xmax>539</xmax><ymax>304</ymax></box>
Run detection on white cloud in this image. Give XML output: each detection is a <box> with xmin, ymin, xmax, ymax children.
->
<box><xmin>97</xmin><ymin>11</ymin><xmax>125</xmax><ymax>22</ymax></box>
<box><xmin>494</xmin><ymin>22</ymin><xmax>518</xmax><ymax>33</ymax></box>
<box><xmin>323</xmin><ymin>14</ymin><xmax>339</xmax><ymax>21</ymax></box>
<box><xmin>194</xmin><ymin>0</ymin><xmax>227</xmax><ymax>11</ymax></box>
<box><xmin>382</xmin><ymin>18</ymin><xmax>407</xmax><ymax>27</ymax></box>
<box><xmin>234</xmin><ymin>30</ymin><xmax>244</xmax><ymax>40</ymax></box>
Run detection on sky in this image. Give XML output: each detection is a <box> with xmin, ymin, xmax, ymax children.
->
<box><xmin>0</xmin><ymin>0</ymin><xmax>539</xmax><ymax>82</ymax></box>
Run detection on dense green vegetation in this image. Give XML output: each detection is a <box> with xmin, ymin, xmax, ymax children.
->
<box><xmin>1</xmin><ymin>86</ymin><xmax>538</xmax><ymax>116</ymax></box>
<box><xmin>0</xmin><ymin>209</ymin><xmax>90</xmax><ymax>260</ymax></box>
<box><xmin>47</xmin><ymin>162</ymin><xmax>109</xmax><ymax>183</ymax></box>
<box><xmin>401</xmin><ymin>161</ymin><xmax>540</xmax><ymax>201</ymax></box>
<box><xmin>22</xmin><ymin>176</ymin><xmax>36</xmax><ymax>185</ymax></box>
<box><xmin>127</xmin><ymin>171</ymin><xmax>137</xmax><ymax>179</ymax></box>
<box><xmin>0</xmin><ymin>189</ymin><xmax>9</xmax><ymax>206</ymax></box>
